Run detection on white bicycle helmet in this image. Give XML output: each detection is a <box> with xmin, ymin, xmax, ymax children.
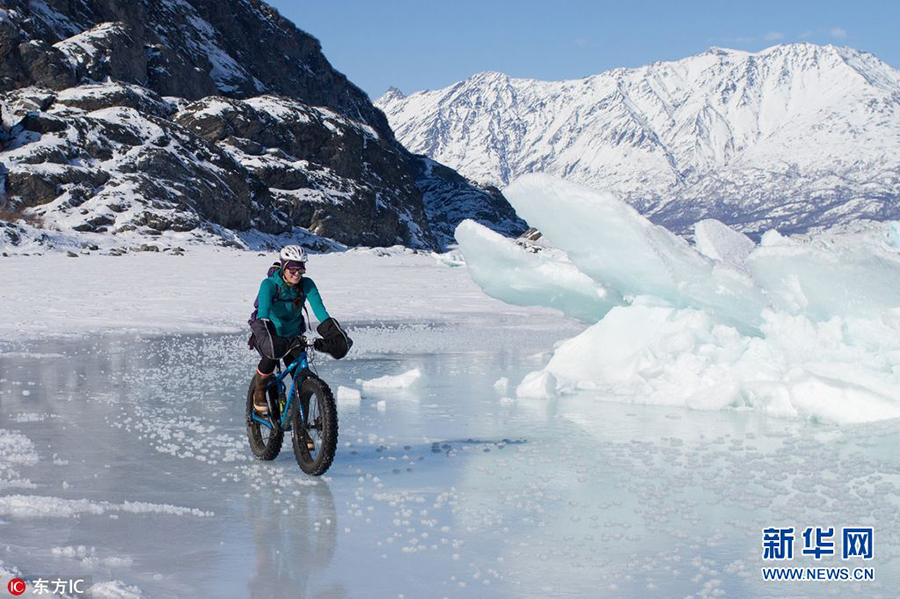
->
<box><xmin>279</xmin><ymin>245</ymin><xmax>307</xmax><ymax>266</ymax></box>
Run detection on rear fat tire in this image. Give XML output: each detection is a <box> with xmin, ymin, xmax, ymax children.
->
<box><xmin>246</xmin><ymin>375</ymin><xmax>283</xmax><ymax>460</ymax></box>
<box><xmin>292</xmin><ymin>376</ymin><xmax>338</xmax><ymax>476</ymax></box>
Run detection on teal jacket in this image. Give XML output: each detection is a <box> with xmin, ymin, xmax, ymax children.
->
<box><xmin>256</xmin><ymin>271</ymin><xmax>330</xmax><ymax>338</ymax></box>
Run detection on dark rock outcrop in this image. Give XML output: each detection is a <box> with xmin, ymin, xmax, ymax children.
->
<box><xmin>0</xmin><ymin>0</ymin><xmax>389</xmax><ymax>134</ymax></box>
<box><xmin>173</xmin><ymin>95</ymin><xmax>441</xmax><ymax>247</ymax></box>
<box><xmin>412</xmin><ymin>157</ymin><xmax>526</xmax><ymax>249</ymax></box>
<box><xmin>0</xmin><ymin>0</ymin><xmax>526</xmax><ymax>250</ymax></box>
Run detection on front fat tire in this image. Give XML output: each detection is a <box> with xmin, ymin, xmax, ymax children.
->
<box><xmin>292</xmin><ymin>376</ymin><xmax>338</xmax><ymax>476</ymax></box>
<box><xmin>246</xmin><ymin>376</ymin><xmax>283</xmax><ymax>461</ymax></box>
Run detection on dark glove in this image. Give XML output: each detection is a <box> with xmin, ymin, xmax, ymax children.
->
<box><xmin>250</xmin><ymin>318</ymin><xmax>278</xmax><ymax>358</ymax></box>
<box><xmin>314</xmin><ymin>317</ymin><xmax>353</xmax><ymax>359</ymax></box>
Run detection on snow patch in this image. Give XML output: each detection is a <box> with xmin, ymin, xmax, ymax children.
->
<box><xmin>0</xmin><ymin>495</ymin><xmax>214</xmax><ymax>518</ymax></box>
<box><xmin>0</xmin><ymin>249</ymin><xmax>560</xmax><ymax>342</ymax></box>
<box><xmin>52</xmin><ymin>546</ymin><xmax>134</xmax><ymax>568</ymax></box>
<box><xmin>245</xmin><ymin>96</ymin><xmax>311</xmax><ymax>123</ymax></box>
<box><xmin>9</xmin><ymin>413</ymin><xmax>48</xmax><ymax>423</ymax></box>
<box><xmin>0</xmin><ymin>429</ymin><xmax>38</xmax><ymax>490</ymax></box>
<box><xmin>90</xmin><ymin>580</ymin><xmax>143</xmax><ymax>599</ymax></box>
<box><xmin>26</xmin><ymin>0</ymin><xmax>80</xmax><ymax>38</ymax></box>
<box><xmin>53</xmin><ymin>22</ymin><xmax>125</xmax><ymax>64</ymax></box>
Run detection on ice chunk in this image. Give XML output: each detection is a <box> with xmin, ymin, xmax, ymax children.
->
<box><xmin>493</xmin><ymin>377</ymin><xmax>509</xmax><ymax>392</ymax></box>
<box><xmin>503</xmin><ymin>175</ymin><xmax>766</xmax><ymax>331</ymax></box>
<box><xmin>693</xmin><ymin>219</ymin><xmax>755</xmax><ymax>266</ymax></box>
<box><xmin>337</xmin><ymin>386</ymin><xmax>362</xmax><ymax>406</ymax></box>
<box><xmin>432</xmin><ymin>249</ymin><xmax>466</xmax><ymax>267</ymax></box>
<box><xmin>505</xmin><ymin>174</ymin><xmax>712</xmax><ymax>299</ymax></box>
<box><xmin>358</xmin><ymin>368</ymin><xmax>422</xmax><ymax>390</ymax></box>
<box><xmin>541</xmin><ymin>302</ymin><xmax>739</xmax><ymax>398</ymax></box>
<box><xmin>462</xmin><ymin>175</ymin><xmax>900</xmax><ymax>424</ymax></box>
<box><xmin>515</xmin><ymin>371</ymin><xmax>557</xmax><ymax>399</ymax></box>
<box><xmin>525</xmin><ymin>304</ymin><xmax>900</xmax><ymax>424</ymax></box>
<box><xmin>888</xmin><ymin>221</ymin><xmax>900</xmax><ymax>250</ymax></box>
<box><xmin>748</xmin><ymin>241</ymin><xmax>900</xmax><ymax>320</ymax></box>
<box><xmin>759</xmin><ymin>229</ymin><xmax>795</xmax><ymax>247</ymax></box>
<box><xmin>454</xmin><ymin>219</ymin><xmax>621</xmax><ymax>323</ymax></box>
<box><xmin>786</xmin><ymin>373</ymin><xmax>897</xmax><ymax>423</ymax></box>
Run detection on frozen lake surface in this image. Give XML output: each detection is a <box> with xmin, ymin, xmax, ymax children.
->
<box><xmin>2</xmin><ymin>318</ymin><xmax>898</xmax><ymax>597</ymax></box>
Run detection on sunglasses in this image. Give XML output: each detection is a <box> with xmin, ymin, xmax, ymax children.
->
<box><xmin>284</xmin><ymin>266</ymin><xmax>305</xmax><ymax>275</ymax></box>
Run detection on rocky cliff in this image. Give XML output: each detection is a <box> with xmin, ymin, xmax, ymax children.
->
<box><xmin>0</xmin><ymin>0</ymin><xmax>525</xmax><ymax>252</ymax></box>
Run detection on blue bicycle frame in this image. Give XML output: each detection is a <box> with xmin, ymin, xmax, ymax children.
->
<box><xmin>250</xmin><ymin>348</ymin><xmax>311</xmax><ymax>433</ymax></box>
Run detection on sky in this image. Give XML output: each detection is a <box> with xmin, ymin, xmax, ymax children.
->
<box><xmin>266</xmin><ymin>0</ymin><xmax>900</xmax><ymax>101</ymax></box>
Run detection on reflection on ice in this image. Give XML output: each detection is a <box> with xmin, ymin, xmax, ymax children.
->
<box><xmin>457</xmin><ymin>174</ymin><xmax>900</xmax><ymax>424</ymax></box>
<box><xmin>246</xmin><ymin>481</ymin><xmax>339</xmax><ymax>599</ymax></box>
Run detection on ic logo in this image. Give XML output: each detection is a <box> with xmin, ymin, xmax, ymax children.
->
<box><xmin>7</xmin><ymin>578</ymin><xmax>26</xmax><ymax>596</ymax></box>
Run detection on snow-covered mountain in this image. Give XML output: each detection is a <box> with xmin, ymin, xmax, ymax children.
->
<box><xmin>0</xmin><ymin>0</ymin><xmax>524</xmax><ymax>254</ymax></box>
<box><xmin>376</xmin><ymin>44</ymin><xmax>900</xmax><ymax>236</ymax></box>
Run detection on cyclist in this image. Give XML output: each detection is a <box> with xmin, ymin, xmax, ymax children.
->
<box><xmin>250</xmin><ymin>245</ymin><xmax>352</xmax><ymax>414</ymax></box>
